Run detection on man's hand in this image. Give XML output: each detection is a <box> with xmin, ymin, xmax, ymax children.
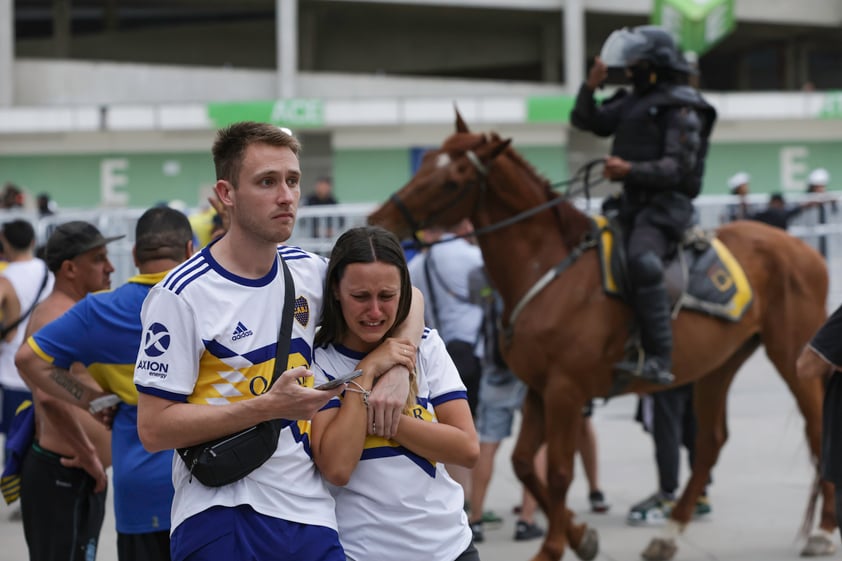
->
<box><xmin>360</xmin><ymin>338</ymin><xmax>416</xmax><ymax>378</ymax></box>
<box><xmin>61</xmin><ymin>448</ymin><xmax>108</xmax><ymax>493</ymax></box>
<box><xmin>90</xmin><ymin>405</ymin><xmax>117</xmax><ymax>430</ymax></box>
<box><xmin>603</xmin><ymin>156</ymin><xmax>632</xmax><ymax>180</ymax></box>
<box><xmin>367</xmin><ymin>366</ymin><xmax>410</xmax><ymax>439</ymax></box>
<box><xmin>265</xmin><ymin>366</ymin><xmax>344</xmax><ymax>420</ymax></box>
<box><xmin>586</xmin><ymin>56</ymin><xmax>608</xmax><ymax>91</ymax></box>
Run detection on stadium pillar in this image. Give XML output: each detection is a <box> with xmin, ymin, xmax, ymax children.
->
<box><xmin>0</xmin><ymin>0</ymin><xmax>10</xmax><ymax>105</ymax></box>
<box><xmin>563</xmin><ymin>0</ymin><xmax>584</xmax><ymax>94</ymax></box>
<box><xmin>53</xmin><ymin>0</ymin><xmax>71</xmax><ymax>58</ymax></box>
<box><xmin>277</xmin><ymin>0</ymin><xmax>298</xmax><ymax>99</ymax></box>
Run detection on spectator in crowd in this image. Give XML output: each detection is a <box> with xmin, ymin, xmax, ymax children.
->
<box><xmin>17</xmin><ymin>221</ymin><xmax>121</xmax><ymax>561</ymax></box>
<box><xmin>0</xmin><ymin>220</ymin><xmax>52</xmax><ymax>454</ymax></box>
<box><xmin>133</xmin><ymin>122</ymin><xmax>421</xmax><ymax>561</ymax></box>
<box><xmin>627</xmin><ymin>386</ymin><xmax>711</xmax><ymax>525</ymax></box>
<box><xmin>1</xmin><ymin>183</ymin><xmax>24</xmax><ymax>210</ymax></box>
<box><xmin>16</xmin><ymin>207</ymin><xmax>195</xmax><ymax>561</ymax></box>
<box><xmin>187</xmin><ymin>205</ymin><xmax>217</xmax><ymax>248</ymax></box>
<box><xmin>579</xmin><ymin>404</ymin><xmax>610</xmax><ymax>515</ymax></box>
<box><xmin>807</xmin><ymin>168</ymin><xmax>831</xmax><ymax>194</ymax></box>
<box><xmin>802</xmin><ymin>168</ymin><xmax>837</xmax><ymax>258</ymax></box>
<box><xmin>466</xmin><ymin>273</ymin><xmax>542</xmax><ymax>543</ymax></box>
<box><xmin>304</xmin><ymin>176</ymin><xmax>343</xmax><ymax>238</ymax></box>
<box><xmin>310</xmin><ymin>225</ymin><xmax>480</xmax><ymax>561</ymax></box>
<box><xmin>749</xmin><ymin>192</ymin><xmax>818</xmax><ymax>231</ymax></box>
<box><xmin>405</xmin><ymin>226</ymin><xmax>444</xmax><ymax>324</ymax></box>
<box><xmin>722</xmin><ymin>172</ymin><xmax>753</xmax><ymax>223</ymax></box>
<box><xmin>407</xmin><ymin>218</ymin><xmax>483</xmax><ymax>498</ymax></box>
<box><xmin>36</xmin><ymin>193</ymin><xmax>55</xmax><ymax>218</ymax></box>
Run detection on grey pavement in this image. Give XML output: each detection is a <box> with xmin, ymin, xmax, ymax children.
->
<box><xmin>0</xmin><ymin>350</ymin><xmax>835</xmax><ymax>560</ymax></box>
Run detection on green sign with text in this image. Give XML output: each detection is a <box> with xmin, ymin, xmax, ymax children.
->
<box><xmin>652</xmin><ymin>0</ymin><xmax>735</xmax><ymax>56</ymax></box>
<box><xmin>526</xmin><ymin>95</ymin><xmax>576</xmax><ymax>123</ymax></box>
<box><xmin>207</xmin><ymin>99</ymin><xmax>325</xmax><ymax>129</ymax></box>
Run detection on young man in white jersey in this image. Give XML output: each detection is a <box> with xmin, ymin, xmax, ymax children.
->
<box><xmin>134</xmin><ymin>122</ymin><xmax>421</xmax><ymax>561</ymax></box>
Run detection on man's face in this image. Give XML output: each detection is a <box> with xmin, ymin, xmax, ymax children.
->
<box><xmin>72</xmin><ymin>245</ymin><xmax>115</xmax><ymax>292</ymax></box>
<box><xmin>315</xmin><ymin>180</ymin><xmax>331</xmax><ymax>198</ymax></box>
<box><xmin>228</xmin><ymin>143</ymin><xmax>301</xmax><ymax>244</ymax></box>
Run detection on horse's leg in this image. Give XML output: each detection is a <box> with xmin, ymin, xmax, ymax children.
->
<box><xmin>642</xmin><ymin>337</ymin><xmax>760</xmax><ymax>561</ymax></box>
<box><xmin>513</xmin><ymin>388</ymin><xmax>548</xmax><ymax>510</ymax></box>
<box><xmin>514</xmin><ymin>387</ymin><xmax>596</xmax><ymax>561</ymax></box>
<box><xmin>525</xmin><ymin>382</ymin><xmax>589</xmax><ymax>561</ymax></box>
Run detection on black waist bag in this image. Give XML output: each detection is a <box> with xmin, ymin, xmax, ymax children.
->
<box><xmin>176</xmin><ymin>256</ymin><xmax>294</xmax><ymax>487</ymax></box>
<box><xmin>177</xmin><ymin>419</ymin><xmax>283</xmax><ymax>487</ymax></box>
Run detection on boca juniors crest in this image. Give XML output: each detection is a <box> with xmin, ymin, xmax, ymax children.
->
<box><xmin>294</xmin><ymin>296</ymin><xmax>309</xmax><ymax>327</ymax></box>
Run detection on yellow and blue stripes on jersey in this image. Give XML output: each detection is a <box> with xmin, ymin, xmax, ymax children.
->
<box><xmin>29</xmin><ymin>272</ymin><xmax>168</xmax><ymax>404</ymax></box>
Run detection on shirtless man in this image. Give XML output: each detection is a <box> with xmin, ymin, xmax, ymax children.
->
<box><xmin>17</xmin><ymin>221</ymin><xmax>121</xmax><ymax>561</ymax></box>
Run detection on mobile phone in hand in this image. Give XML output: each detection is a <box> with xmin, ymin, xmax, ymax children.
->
<box><xmin>316</xmin><ymin>369</ymin><xmax>363</xmax><ymax>391</ymax></box>
<box><xmin>88</xmin><ymin>394</ymin><xmax>121</xmax><ymax>414</ymax></box>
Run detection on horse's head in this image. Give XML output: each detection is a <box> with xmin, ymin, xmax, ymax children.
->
<box><xmin>369</xmin><ymin>111</ymin><xmax>511</xmax><ymax>240</ymax></box>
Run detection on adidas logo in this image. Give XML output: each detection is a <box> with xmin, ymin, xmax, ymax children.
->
<box><xmin>231</xmin><ymin>321</ymin><xmax>253</xmax><ymax>341</ymax></box>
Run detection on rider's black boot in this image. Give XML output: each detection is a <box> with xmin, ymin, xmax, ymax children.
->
<box><xmin>615</xmin><ymin>253</ymin><xmax>675</xmax><ymax>385</ymax></box>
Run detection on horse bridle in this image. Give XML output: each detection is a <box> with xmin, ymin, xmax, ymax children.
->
<box><xmin>389</xmin><ymin>150</ymin><xmax>605</xmax><ymax>335</ymax></box>
<box><xmin>392</xmin><ymin>146</ymin><xmax>583</xmax><ymax>249</ymax></box>
<box><xmin>390</xmin><ymin>148</ymin><xmax>490</xmax><ymax>245</ymax></box>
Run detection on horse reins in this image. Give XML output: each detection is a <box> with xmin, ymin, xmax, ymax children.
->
<box><xmin>400</xmin><ymin>155</ymin><xmax>605</xmax><ymax>251</ymax></box>
<box><xmin>393</xmin><ymin>151</ymin><xmax>606</xmax><ymax>336</ymax></box>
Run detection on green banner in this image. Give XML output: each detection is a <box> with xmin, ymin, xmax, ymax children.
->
<box><xmin>207</xmin><ymin>99</ymin><xmax>325</xmax><ymax>129</ymax></box>
<box><xmin>652</xmin><ymin>0</ymin><xmax>735</xmax><ymax>56</ymax></box>
<box><xmin>526</xmin><ymin>95</ymin><xmax>576</xmax><ymax>123</ymax></box>
<box><xmin>818</xmin><ymin>91</ymin><xmax>842</xmax><ymax>119</ymax></box>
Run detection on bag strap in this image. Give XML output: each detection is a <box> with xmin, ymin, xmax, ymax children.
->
<box><xmin>422</xmin><ymin>253</ymin><xmax>441</xmax><ymax>329</ymax></box>
<box><xmin>0</xmin><ymin>264</ymin><xmax>49</xmax><ymax>341</ymax></box>
<box><xmin>269</xmin><ymin>255</ymin><xmax>295</xmax><ymax>387</ymax></box>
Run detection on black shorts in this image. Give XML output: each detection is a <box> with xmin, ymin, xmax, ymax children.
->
<box><xmin>446</xmin><ymin>340</ymin><xmax>482</xmax><ymax>417</ymax></box>
<box><xmin>118</xmin><ymin>530</ymin><xmax>171</xmax><ymax>561</ymax></box>
<box><xmin>454</xmin><ymin>542</ymin><xmax>481</xmax><ymax>561</ymax></box>
<box><xmin>20</xmin><ymin>442</ymin><xmax>107</xmax><ymax>561</ymax></box>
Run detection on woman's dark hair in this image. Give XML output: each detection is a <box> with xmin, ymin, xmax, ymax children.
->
<box><xmin>315</xmin><ymin>226</ymin><xmax>412</xmax><ymax>348</ymax></box>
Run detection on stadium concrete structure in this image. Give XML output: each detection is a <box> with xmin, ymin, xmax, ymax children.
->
<box><xmin>0</xmin><ymin>0</ymin><xmax>841</xmax><ymax>209</ymax></box>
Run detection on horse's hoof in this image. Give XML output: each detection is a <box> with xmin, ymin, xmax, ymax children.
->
<box><xmin>641</xmin><ymin>537</ymin><xmax>677</xmax><ymax>561</ymax></box>
<box><xmin>574</xmin><ymin>527</ymin><xmax>599</xmax><ymax>561</ymax></box>
<box><xmin>801</xmin><ymin>531</ymin><xmax>837</xmax><ymax>557</ymax></box>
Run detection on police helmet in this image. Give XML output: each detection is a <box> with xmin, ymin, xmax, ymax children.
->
<box><xmin>600</xmin><ymin>25</ymin><xmax>691</xmax><ymax>73</ymax></box>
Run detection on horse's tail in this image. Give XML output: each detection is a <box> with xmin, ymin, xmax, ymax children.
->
<box><xmin>799</xmin><ymin>466</ymin><xmax>822</xmax><ymax>540</ymax></box>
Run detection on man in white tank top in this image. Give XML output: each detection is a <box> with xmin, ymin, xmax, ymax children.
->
<box><xmin>0</xmin><ymin>219</ymin><xmax>53</xmax><ymax>439</ymax></box>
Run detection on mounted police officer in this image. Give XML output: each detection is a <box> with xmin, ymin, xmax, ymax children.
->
<box><xmin>570</xmin><ymin>25</ymin><xmax>717</xmax><ymax>384</ymax></box>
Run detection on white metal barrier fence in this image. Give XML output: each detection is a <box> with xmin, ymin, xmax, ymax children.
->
<box><xmin>4</xmin><ymin>194</ymin><xmax>841</xmax><ymax>310</ymax></box>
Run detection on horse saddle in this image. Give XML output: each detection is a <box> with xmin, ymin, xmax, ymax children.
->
<box><xmin>591</xmin><ymin>215</ymin><xmax>753</xmax><ymax>322</ymax></box>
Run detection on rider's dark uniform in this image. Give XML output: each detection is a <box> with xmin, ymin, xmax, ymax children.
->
<box><xmin>570</xmin><ymin>40</ymin><xmax>717</xmax><ymax>384</ymax></box>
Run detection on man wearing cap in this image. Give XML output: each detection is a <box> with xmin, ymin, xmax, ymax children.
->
<box><xmin>15</xmin><ymin>220</ymin><xmax>120</xmax><ymax>561</ymax></box>
<box><xmin>0</xmin><ymin>220</ymin><xmax>53</xmax><ymax>453</ymax></box>
<box><xmin>723</xmin><ymin>172</ymin><xmax>754</xmax><ymax>222</ymax></box>
<box><xmin>17</xmin><ymin>208</ymin><xmax>195</xmax><ymax>561</ymax></box>
<box><xmin>804</xmin><ymin>168</ymin><xmax>837</xmax><ymax>258</ymax></box>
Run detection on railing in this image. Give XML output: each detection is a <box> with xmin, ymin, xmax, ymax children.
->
<box><xmin>5</xmin><ymin>193</ymin><xmax>842</xmax><ymax>308</ymax></box>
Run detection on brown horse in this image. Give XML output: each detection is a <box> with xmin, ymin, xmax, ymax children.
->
<box><xmin>369</xmin><ymin>113</ymin><xmax>834</xmax><ymax>561</ymax></box>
